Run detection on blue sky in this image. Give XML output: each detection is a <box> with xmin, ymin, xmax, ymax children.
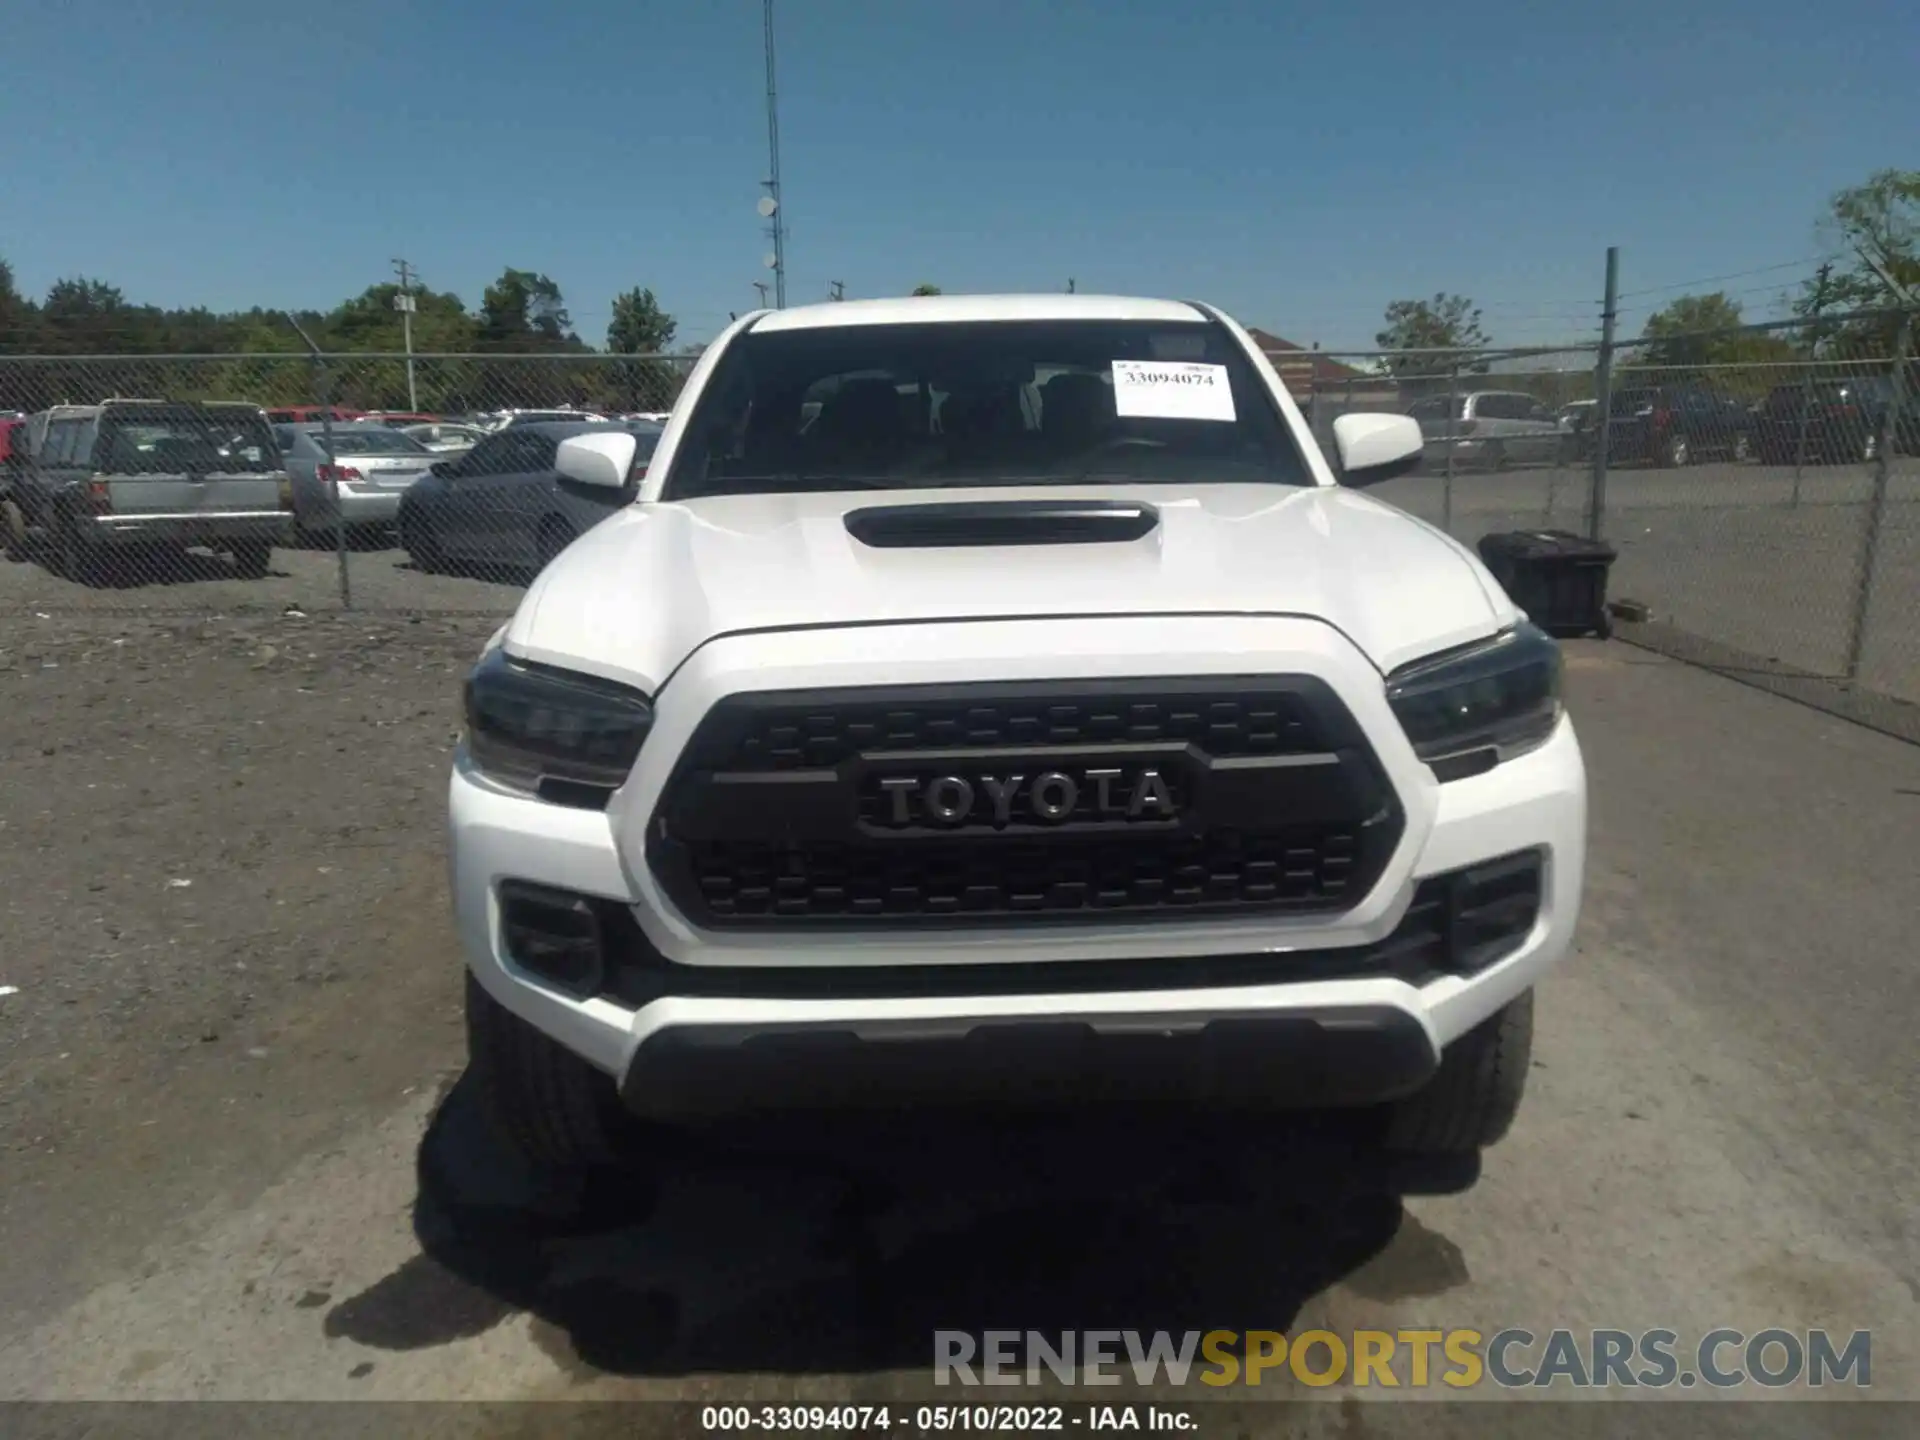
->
<box><xmin>2</xmin><ymin>0</ymin><xmax>1914</xmax><ymax>352</ymax></box>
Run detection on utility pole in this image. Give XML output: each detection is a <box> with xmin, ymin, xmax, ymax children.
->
<box><xmin>830</xmin><ymin>281</ymin><xmax>845</xmax><ymax>302</ymax></box>
<box><xmin>391</xmin><ymin>258</ymin><xmax>419</xmax><ymax>412</ymax></box>
<box><xmin>760</xmin><ymin>0</ymin><xmax>788</xmax><ymax>309</ymax></box>
<box><xmin>1588</xmin><ymin>245</ymin><xmax>1620</xmax><ymax>541</ymax></box>
<box><xmin>1790</xmin><ymin>261</ymin><xmax>1833</xmax><ymax>505</ymax></box>
<box><xmin>753</xmin><ymin>281</ymin><xmax>770</xmax><ymax>308</ymax></box>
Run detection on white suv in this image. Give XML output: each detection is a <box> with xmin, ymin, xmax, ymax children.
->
<box><xmin>449</xmin><ymin>294</ymin><xmax>1587</xmax><ymax>1174</ymax></box>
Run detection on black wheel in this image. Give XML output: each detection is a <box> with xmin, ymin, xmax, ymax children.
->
<box><xmin>464</xmin><ymin>971</ymin><xmax>647</xmax><ymax>1174</ymax></box>
<box><xmin>1485</xmin><ymin>442</ymin><xmax>1509</xmax><ymax>472</ymax></box>
<box><xmin>1</xmin><ymin>498</ymin><xmax>28</xmax><ymax>562</ymax></box>
<box><xmin>536</xmin><ymin>518</ymin><xmax>575</xmax><ymax>572</ymax></box>
<box><xmin>401</xmin><ymin>509</ymin><xmax>445</xmax><ymax>573</ymax></box>
<box><xmin>230</xmin><ymin>539</ymin><xmax>272</xmax><ymax>579</ymax></box>
<box><xmin>1382</xmin><ymin>990</ymin><xmax>1534</xmax><ymax>1155</ymax></box>
<box><xmin>54</xmin><ymin>509</ymin><xmax>103</xmax><ymax>585</ymax></box>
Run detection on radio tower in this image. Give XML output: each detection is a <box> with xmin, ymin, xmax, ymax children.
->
<box><xmin>759</xmin><ymin>0</ymin><xmax>788</xmax><ymax>309</ymax></box>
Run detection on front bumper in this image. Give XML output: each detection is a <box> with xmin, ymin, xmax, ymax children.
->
<box><xmin>450</xmin><ymin>616</ymin><xmax>1587</xmax><ymax>1119</ymax></box>
<box><xmin>80</xmin><ymin>511</ymin><xmax>291</xmax><ymax>547</ymax></box>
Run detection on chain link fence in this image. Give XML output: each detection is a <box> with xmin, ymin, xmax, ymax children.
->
<box><xmin>3</xmin><ymin>317</ymin><xmax>1916</xmax><ymax>711</ymax></box>
<box><xmin>1287</xmin><ymin>312</ymin><xmax>1920</xmax><ymax>711</ymax></box>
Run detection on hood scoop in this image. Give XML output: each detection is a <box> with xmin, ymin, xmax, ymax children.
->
<box><xmin>843</xmin><ymin>499</ymin><xmax>1160</xmax><ymax>549</ymax></box>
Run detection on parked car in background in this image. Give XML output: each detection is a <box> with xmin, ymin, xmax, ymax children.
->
<box><xmin>1552</xmin><ymin>400</ymin><xmax>1599</xmax><ymax>464</ymax></box>
<box><xmin>4</xmin><ymin>400</ymin><xmax>289</xmax><ymax>581</ymax></box>
<box><xmin>400</xmin><ymin>421</ymin><xmax>489</xmax><ymax>460</ymax></box>
<box><xmin>1407</xmin><ymin>390</ymin><xmax>1562</xmax><ymax>470</ymax></box>
<box><xmin>476</xmin><ymin>407</ymin><xmax>611</xmax><ymax>432</ymax></box>
<box><xmin>1753</xmin><ymin>378</ymin><xmax>1919</xmax><ymax>464</ymax></box>
<box><xmin>360</xmin><ymin>411</ymin><xmax>440</xmax><ymax>426</ymax></box>
<box><xmin>265</xmin><ymin>405</ymin><xmax>365</xmax><ymax>424</ymax></box>
<box><xmin>273</xmin><ymin>422</ymin><xmax>436</xmax><ymax>541</ymax></box>
<box><xmin>1604</xmin><ymin>385</ymin><xmax>1752</xmax><ymax>466</ymax></box>
<box><xmin>397</xmin><ymin>419</ymin><xmax>662</xmax><ymax>580</ymax></box>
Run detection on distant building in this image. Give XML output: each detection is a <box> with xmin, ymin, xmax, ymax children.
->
<box><xmin>1244</xmin><ymin>328</ymin><xmax>1402</xmax><ymax>414</ymax></box>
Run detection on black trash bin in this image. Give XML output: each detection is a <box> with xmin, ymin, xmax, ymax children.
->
<box><xmin>1477</xmin><ymin>529</ymin><xmax>1618</xmax><ymax>639</ymax></box>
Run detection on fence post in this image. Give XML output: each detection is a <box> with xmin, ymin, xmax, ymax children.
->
<box><xmin>1442</xmin><ymin>359</ymin><xmax>1460</xmax><ymax>535</ymax></box>
<box><xmin>1842</xmin><ymin>310</ymin><xmax>1913</xmax><ymax>685</ymax></box>
<box><xmin>313</xmin><ymin>358</ymin><xmax>350</xmax><ymax>610</ymax></box>
<box><xmin>1587</xmin><ymin>245</ymin><xmax>1620</xmax><ymax>540</ymax></box>
<box><xmin>1791</xmin><ymin>264</ymin><xmax>1832</xmax><ymax>506</ymax></box>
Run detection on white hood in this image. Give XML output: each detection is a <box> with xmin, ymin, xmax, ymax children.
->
<box><xmin>502</xmin><ymin>484</ymin><xmax>1517</xmax><ymax>690</ymax></box>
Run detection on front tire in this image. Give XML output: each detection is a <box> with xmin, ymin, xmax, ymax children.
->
<box><xmin>401</xmin><ymin>509</ymin><xmax>445</xmax><ymax>574</ymax></box>
<box><xmin>464</xmin><ymin>971</ymin><xmax>645</xmax><ymax>1174</ymax></box>
<box><xmin>230</xmin><ymin>539</ymin><xmax>272</xmax><ymax>579</ymax></box>
<box><xmin>1382</xmin><ymin>990</ymin><xmax>1534</xmax><ymax>1155</ymax></box>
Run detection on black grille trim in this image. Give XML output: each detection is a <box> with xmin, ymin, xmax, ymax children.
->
<box><xmin>677</xmin><ymin>677</ymin><xmax>1341</xmax><ymax>774</ymax></box>
<box><xmin>498</xmin><ymin>850</ymin><xmax>1543</xmax><ymax>1008</ymax></box>
<box><xmin>648</xmin><ymin>678</ymin><xmax>1405</xmax><ymax>930</ymax></box>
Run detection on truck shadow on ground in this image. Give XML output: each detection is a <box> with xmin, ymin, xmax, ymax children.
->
<box><xmin>326</xmin><ymin>1073</ymin><xmax>1478</xmax><ymax>1378</ymax></box>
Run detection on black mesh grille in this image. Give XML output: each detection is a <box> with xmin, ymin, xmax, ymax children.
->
<box><xmin>693</xmin><ymin>828</ymin><xmax>1361</xmax><ymax>920</ymax></box>
<box><xmin>651</xmin><ymin>679</ymin><xmax>1401</xmax><ymax>929</ymax></box>
<box><xmin>716</xmin><ymin>691</ymin><xmax>1323</xmax><ymax>772</ymax></box>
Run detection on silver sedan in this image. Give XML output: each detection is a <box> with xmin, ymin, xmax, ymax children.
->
<box><xmin>273</xmin><ymin>423</ymin><xmax>437</xmax><ymax>539</ymax></box>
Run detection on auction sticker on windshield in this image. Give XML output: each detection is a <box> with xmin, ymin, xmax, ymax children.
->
<box><xmin>1111</xmin><ymin>360</ymin><xmax>1237</xmax><ymax>422</ymax></box>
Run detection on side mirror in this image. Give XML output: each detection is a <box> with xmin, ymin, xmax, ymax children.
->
<box><xmin>1331</xmin><ymin>413</ymin><xmax>1423</xmax><ymax>487</ymax></box>
<box><xmin>555</xmin><ymin>431</ymin><xmax>638</xmax><ymax>491</ymax></box>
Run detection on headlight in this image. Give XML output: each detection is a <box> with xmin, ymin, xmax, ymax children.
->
<box><xmin>1385</xmin><ymin>623</ymin><xmax>1562</xmax><ymax>778</ymax></box>
<box><xmin>462</xmin><ymin>647</ymin><xmax>653</xmax><ymax>797</ymax></box>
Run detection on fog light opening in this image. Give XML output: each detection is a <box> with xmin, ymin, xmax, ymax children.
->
<box><xmin>499</xmin><ymin>881</ymin><xmax>606</xmax><ymax>998</ymax></box>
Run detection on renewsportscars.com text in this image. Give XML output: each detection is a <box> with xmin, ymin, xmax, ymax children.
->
<box><xmin>933</xmin><ymin>1328</ymin><xmax>1871</xmax><ymax>1390</ymax></box>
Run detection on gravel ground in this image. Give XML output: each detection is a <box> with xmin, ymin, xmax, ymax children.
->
<box><xmin>0</xmin><ymin>610</ymin><xmax>495</xmax><ymax>1335</ymax></box>
<box><xmin>0</xmin><ymin>621</ymin><xmax>1916</xmax><ymax>1428</ymax></box>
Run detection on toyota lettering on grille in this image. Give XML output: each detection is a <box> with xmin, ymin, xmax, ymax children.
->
<box><xmin>870</xmin><ymin>766</ymin><xmax>1180</xmax><ymax>830</ymax></box>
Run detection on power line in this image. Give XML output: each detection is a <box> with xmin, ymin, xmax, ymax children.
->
<box><xmin>1613</xmin><ymin>253</ymin><xmax>1837</xmax><ymax>303</ymax></box>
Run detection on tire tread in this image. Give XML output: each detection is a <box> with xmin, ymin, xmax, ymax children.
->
<box><xmin>465</xmin><ymin>971</ymin><xmax>634</xmax><ymax>1171</ymax></box>
<box><xmin>1384</xmin><ymin>990</ymin><xmax>1534</xmax><ymax>1154</ymax></box>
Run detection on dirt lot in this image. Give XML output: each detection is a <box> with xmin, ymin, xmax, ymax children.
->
<box><xmin>0</xmin><ymin>610</ymin><xmax>493</xmax><ymax>1334</ymax></box>
<box><xmin>2</xmin><ymin>614</ymin><xmax>1918</xmax><ymax>1432</ymax></box>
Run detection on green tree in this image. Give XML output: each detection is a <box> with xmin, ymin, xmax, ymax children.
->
<box><xmin>1795</xmin><ymin>169</ymin><xmax>1919</xmax><ymax>353</ymax></box>
<box><xmin>1374</xmin><ymin>293</ymin><xmax>1490</xmax><ymax>380</ymax></box>
<box><xmin>607</xmin><ymin>287</ymin><xmax>676</xmax><ymax>354</ymax></box>
<box><xmin>1631</xmin><ymin>292</ymin><xmax>1797</xmax><ymax>394</ymax></box>
<box><xmin>475</xmin><ymin>268</ymin><xmax>588</xmax><ymax>409</ymax></box>
<box><xmin>478</xmin><ymin>268</ymin><xmax>577</xmax><ymax>349</ymax></box>
<box><xmin>911</xmin><ymin>283</ymin><xmax>942</xmax><ymax>296</ymax></box>
<box><xmin>605</xmin><ymin>287</ymin><xmax>679</xmax><ymax>411</ymax></box>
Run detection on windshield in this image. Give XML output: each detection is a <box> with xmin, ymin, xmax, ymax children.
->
<box><xmin>1407</xmin><ymin>396</ymin><xmax>1467</xmax><ymax>423</ymax></box>
<box><xmin>660</xmin><ymin>318</ymin><xmax>1312</xmax><ymax>500</ymax></box>
<box><xmin>307</xmin><ymin>427</ymin><xmax>430</xmax><ymax>455</ymax></box>
<box><xmin>98</xmin><ymin>408</ymin><xmax>280</xmax><ymax>473</ymax></box>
